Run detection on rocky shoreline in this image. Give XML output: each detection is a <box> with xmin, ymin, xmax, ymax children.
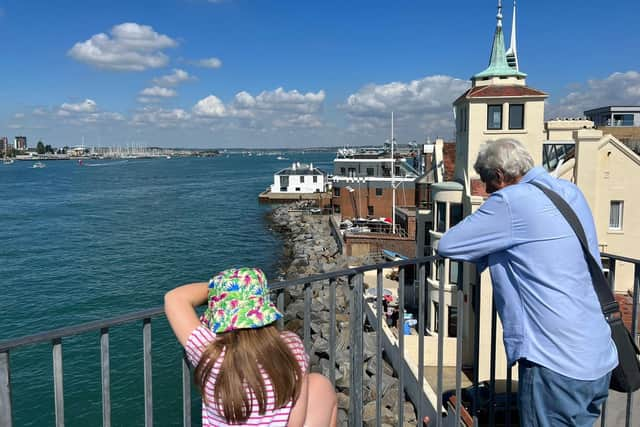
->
<box><xmin>268</xmin><ymin>203</ymin><xmax>418</xmax><ymax>427</ymax></box>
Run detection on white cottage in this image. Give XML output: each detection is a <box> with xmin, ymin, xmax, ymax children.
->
<box><xmin>270</xmin><ymin>162</ymin><xmax>327</xmax><ymax>193</ymax></box>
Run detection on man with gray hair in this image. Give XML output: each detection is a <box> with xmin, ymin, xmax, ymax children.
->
<box><xmin>438</xmin><ymin>139</ymin><xmax>617</xmax><ymax>426</ymax></box>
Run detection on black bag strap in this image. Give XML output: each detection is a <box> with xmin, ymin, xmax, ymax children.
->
<box><xmin>529</xmin><ymin>182</ymin><xmax>620</xmax><ymax>316</ymax></box>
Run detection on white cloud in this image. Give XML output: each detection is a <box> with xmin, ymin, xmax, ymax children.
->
<box><xmin>140</xmin><ymin>86</ymin><xmax>177</xmax><ymax>97</ymax></box>
<box><xmin>152</xmin><ymin>68</ymin><xmax>193</xmax><ymax>86</ymax></box>
<box><xmin>60</xmin><ymin>99</ymin><xmax>98</xmax><ymax>113</ymax></box>
<box><xmin>14</xmin><ymin>113</ymin><xmax>25</xmax><ymax>119</ymax></box>
<box><xmin>194</xmin><ymin>57</ymin><xmax>222</xmax><ymax>69</ymax></box>
<box><xmin>193</xmin><ymin>95</ymin><xmax>227</xmax><ymax>117</ymax></box>
<box><xmin>547</xmin><ymin>71</ymin><xmax>640</xmax><ymax>118</ymax></box>
<box><xmin>68</xmin><ymin>23</ymin><xmax>177</xmax><ymax>71</ymax></box>
<box><xmin>132</xmin><ymin>106</ymin><xmax>191</xmax><ymax>127</ymax></box>
<box><xmin>232</xmin><ymin>87</ymin><xmax>325</xmax><ymax>114</ymax></box>
<box><xmin>343</xmin><ymin>75</ymin><xmax>469</xmax><ymax>136</ymax></box>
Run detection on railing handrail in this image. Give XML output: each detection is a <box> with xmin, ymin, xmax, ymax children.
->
<box><xmin>0</xmin><ymin>255</ymin><xmax>438</xmax><ymax>354</ymax></box>
<box><xmin>601</xmin><ymin>252</ymin><xmax>640</xmax><ymax>265</ymax></box>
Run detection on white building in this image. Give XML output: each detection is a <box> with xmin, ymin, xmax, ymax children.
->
<box><xmin>270</xmin><ymin>162</ymin><xmax>327</xmax><ymax>193</ymax></box>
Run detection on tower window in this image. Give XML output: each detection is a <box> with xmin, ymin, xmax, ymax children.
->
<box><xmin>487</xmin><ymin>105</ymin><xmax>502</xmax><ymax>130</ymax></box>
<box><xmin>509</xmin><ymin>104</ymin><xmax>525</xmax><ymax>129</ymax></box>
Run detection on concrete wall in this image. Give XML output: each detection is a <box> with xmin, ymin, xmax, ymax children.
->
<box><xmin>344</xmin><ymin>233</ymin><xmax>416</xmax><ymax>258</ymax></box>
<box><xmin>574</xmin><ymin>130</ymin><xmax>640</xmax><ymax>291</ymax></box>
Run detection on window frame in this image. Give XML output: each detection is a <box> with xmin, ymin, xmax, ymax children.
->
<box><xmin>609</xmin><ymin>200</ymin><xmax>624</xmax><ymax>230</ymax></box>
<box><xmin>487</xmin><ymin>104</ymin><xmax>503</xmax><ymax>130</ymax></box>
<box><xmin>375</xmin><ymin>187</ymin><xmax>383</xmax><ymax>196</ymax></box>
<box><xmin>509</xmin><ymin>103</ymin><xmax>525</xmax><ymax>130</ymax></box>
<box><xmin>334</xmin><ymin>187</ymin><xmax>341</xmax><ymax>197</ymax></box>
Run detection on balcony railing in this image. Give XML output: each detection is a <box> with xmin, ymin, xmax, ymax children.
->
<box><xmin>0</xmin><ymin>253</ymin><xmax>638</xmax><ymax>426</ymax></box>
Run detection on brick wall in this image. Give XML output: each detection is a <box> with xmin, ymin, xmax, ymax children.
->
<box><xmin>470</xmin><ymin>178</ymin><xmax>488</xmax><ymax>197</ymax></box>
<box><xmin>443</xmin><ymin>142</ymin><xmax>457</xmax><ymax>181</ymax></box>
<box><xmin>615</xmin><ymin>292</ymin><xmax>639</xmax><ymax>333</ymax></box>
<box><xmin>332</xmin><ymin>186</ymin><xmax>416</xmax><ymax>219</ymax></box>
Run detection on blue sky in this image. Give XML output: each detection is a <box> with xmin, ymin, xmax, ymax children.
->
<box><xmin>1</xmin><ymin>0</ymin><xmax>639</xmax><ymax>148</ymax></box>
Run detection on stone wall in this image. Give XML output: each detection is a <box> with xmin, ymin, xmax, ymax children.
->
<box><xmin>269</xmin><ymin>202</ymin><xmax>419</xmax><ymax>427</ymax></box>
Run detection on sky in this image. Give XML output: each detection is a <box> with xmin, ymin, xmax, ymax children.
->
<box><xmin>1</xmin><ymin>0</ymin><xmax>639</xmax><ymax>149</ymax></box>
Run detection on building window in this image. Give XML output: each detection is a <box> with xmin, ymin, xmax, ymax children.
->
<box><xmin>436</xmin><ymin>202</ymin><xmax>446</xmax><ymax>232</ymax></box>
<box><xmin>509</xmin><ymin>104</ymin><xmax>524</xmax><ymax>129</ymax></box>
<box><xmin>449</xmin><ymin>203</ymin><xmax>463</xmax><ymax>228</ymax></box>
<box><xmin>340</xmin><ymin>167</ymin><xmax>345</xmax><ymax>175</ymax></box>
<box><xmin>435</xmin><ymin>259</ymin><xmax>444</xmax><ymax>281</ymax></box>
<box><xmin>487</xmin><ymin>104</ymin><xmax>502</xmax><ymax>130</ymax></box>
<box><xmin>395</xmin><ymin>166</ymin><xmax>401</xmax><ymax>176</ymax></box>
<box><xmin>368</xmin><ymin>206</ymin><xmax>374</xmax><ymax>216</ymax></box>
<box><xmin>334</xmin><ymin>187</ymin><xmax>340</xmax><ymax>197</ymax></box>
<box><xmin>334</xmin><ymin>204</ymin><xmax>341</xmax><ymax>214</ymax></box>
<box><xmin>313</xmin><ymin>175</ymin><xmax>318</xmax><ymax>183</ymax></box>
<box><xmin>449</xmin><ymin>261</ymin><xmax>460</xmax><ymax>285</ymax></box>
<box><xmin>366</xmin><ymin>167</ymin><xmax>375</xmax><ymax>176</ymax></box>
<box><xmin>300</xmin><ymin>176</ymin><xmax>305</xmax><ymax>183</ymax></box>
<box><xmin>433</xmin><ymin>302</ymin><xmax>439</xmax><ymax>333</ymax></box>
<box><xmin>375</xmin><ymin>188</ymin><xmax>383</xmax><ymax>196</ymax></box>
<box><xmin>348</xmin><ymin>167</ymin><xmax>356</xmax><ymax>177</ymax></box>
<box><xmin>448</xmin><ymin>306</ymin><xmax>458</xmax><ymax>338</ymax></box>
<box><xmin>295</xmin><ymin>187</ymin><xmax>300</xmax><ymax>192</ymax></box>
<box><xmin>609</xmin><ymin>201</ymin><xmax>623</xmax><ymax>230</ymax></box>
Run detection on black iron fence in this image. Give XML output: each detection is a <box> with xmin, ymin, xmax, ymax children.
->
<box><xmin>0</xmin><ymin>253</ymin><xmax>638</xmax><ymax>427</ymax></box>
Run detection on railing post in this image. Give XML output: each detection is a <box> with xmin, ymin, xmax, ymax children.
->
<box><xmin>304</xmin><ymin>283</ymin><xmax>312</xmax><ymax>353</ymax></box>
<box><xmin>329</xmin><ymin>279</ymin><xmax>337</xmax><ymax>386</ymax></box>
<box><xmin>488</xmin><ymin>300</ymin><xmax>497</xmax><ymax>427</ymax></box>
<box><xmin>349</xmin><ymin>273</ymin><xmax>364</xmax><ymax>427</ymax></box>
<box><xmin>0</xmin><ymin>351</ymin><xmax>12</xmax><ymax>427</ymax></box>
<box><xmin>455</xmin><ymin>264</ymin><xmax>464</xmax><ymax>425</ymax></box>
<box><xmin>436</xmin><ymin>261</ymin><xmax>444</xmax><ymax>427</ymax></box>
<box><xmin>182</xmin><ymin>356</ymin><xmax>191</xmax><ymax>427</ymax></box>
<box><xmin>376</xmin><ymin>268</ymin><xmax>383</xmax><ymax>427</ymax></box>
<box><xmin>277</xmin><ymin>291</ymin><xmax>285</xmax><ymax>330</ymax></box>
<box><xmin>52</xmin><ymin>338</ymin><xmax>65</xmax><ymax>427</ymax></box>
<box><xmin>143</xmin><ymin>318</ymin><xmax>153</xmax><ymax>427</ymax></box>
<box><xmin>398</xmin><ymin>267</ymin><xmax>405</xmax><ymax>427</ymax></box>
<box><xmin>417</xmin><ymin>262</ymin><xmax>426</xmax><ymax>426</ymax></box>
<box><xmin>601</xmin><ymin>258</ymin><xmax>616</xmax><ymax>427</ymax></box>
<box><xmin>100</xmin><ymin>328</ymin><xmax>111</xmax><ymax>427</ymax></box>
<box><xmin>625</xmin><ymin>262</ymin><xmax>640</xmax><ymax>427</ymax></box>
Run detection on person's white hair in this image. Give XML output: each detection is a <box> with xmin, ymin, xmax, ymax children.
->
<box><xmin>474</xmin><ymin>139</ymin><xmax>534</xmax><ymax>181</ymax></box>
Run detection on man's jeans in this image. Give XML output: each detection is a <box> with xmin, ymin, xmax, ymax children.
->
<box><xmin>518</xmin><ymin>359</ymin><xmax>611</xmax><ymax>427</ymax></box>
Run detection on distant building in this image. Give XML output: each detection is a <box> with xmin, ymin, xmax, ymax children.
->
<box><xmin>331</xmin><ymin>147</ymin><xmax>418</xmax><ymax>220</ymax></box>
<box><xmin>14</xmin><ymin>136</ymin><xmax>27</xmax><ymax>150</ymax></box>
<box><xmin>584</xmin><ymin>106</ymin><xmax>640</xmax><ymax>154</ymax></box>
<box><xmin>0</xmin><ymin>137</ymin><xmax>8</xmax><ymax>153</ymax></box>
<box><xmin>270</xmin><ymin>162</ymin><xmax>327</xmax><ymax>194</ymax></box>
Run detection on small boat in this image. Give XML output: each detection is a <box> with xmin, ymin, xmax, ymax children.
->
<box><xmin>276</xmin><ymin>156</ymin><xmax>288</xmax><ymax>160</ymax></box>
<box><xmin>32</xmin><ymin>161</ymin><xmax>46</xmax><ymax>168</ymax></box>
<box><xmin>2</xmin><ymin>158</ymin><xmax>14</xmax><ymax>165</ymax></box>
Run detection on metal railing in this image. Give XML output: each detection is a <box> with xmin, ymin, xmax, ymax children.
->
<box><xmin>0</xmin><ymin>253</ymin><xmax>638</xmax><ymax>427</ymax></box>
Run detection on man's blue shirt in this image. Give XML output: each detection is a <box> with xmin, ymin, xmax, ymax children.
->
<box><xmin>438</xmin><ymin>167</ymin><xmax>617</xmax><ymax>380</ymax></box>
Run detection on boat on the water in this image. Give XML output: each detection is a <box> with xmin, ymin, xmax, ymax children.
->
<box><xmin>2</xmin><ymin>158</ymin><xmax>14</xmax><ymax>165</ymax></box>
<box><xmin>32</xmin><ymin>161</ymin><xmax>46</xmax><ymax>168</ymax></box>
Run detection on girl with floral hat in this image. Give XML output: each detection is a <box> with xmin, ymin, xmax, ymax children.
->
<box><xmin>165</xmin><ymin>267</ymin><xmax>337</xmax><ymax>426</ymax></box>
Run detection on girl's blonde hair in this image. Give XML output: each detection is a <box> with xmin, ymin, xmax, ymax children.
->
<box><xmin>194</xmin><ymin>324</ymin><xmax>302</xmax><ymax>424</ymax></box>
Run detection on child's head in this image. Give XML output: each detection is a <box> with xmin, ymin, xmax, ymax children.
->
<box><xmin>201</xmin><ymin>267</ymin><xmax>282</xmax><ymax>334</ymax></box>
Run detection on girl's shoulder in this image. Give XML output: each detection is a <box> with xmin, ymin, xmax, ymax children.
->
<box><xmin>279</xmin><ymin>330</ymin><xmax>304</xmax><ymax>347</ymax></box>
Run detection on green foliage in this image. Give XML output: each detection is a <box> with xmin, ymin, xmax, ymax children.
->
<box><xmin>36</xmin><ymin>141</ymin><xmax>45</xmax><ymax>154</ymax></box>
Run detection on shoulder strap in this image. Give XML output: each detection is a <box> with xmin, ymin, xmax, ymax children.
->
<box><xmin>529</xmin><ymin>182</ymin><xmax>619</xmax><ymax>316</ymax></box>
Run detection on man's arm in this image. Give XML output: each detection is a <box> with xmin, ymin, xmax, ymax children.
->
<box><xmin>437</xmin><ymin>193</ymin><xmax>513</xmax><ymax>262</ymax></box>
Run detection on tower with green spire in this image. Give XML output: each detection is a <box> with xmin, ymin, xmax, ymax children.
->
<box><xmin>473</xmin><ymin>0</ymin><xmax>527</xmax><ymax>84</ymax></box>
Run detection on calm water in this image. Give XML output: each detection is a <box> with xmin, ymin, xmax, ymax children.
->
<box><xmin>0</xmin><ymin>152</ymin><xmax>333</xmax><ymax>426</ymax></box>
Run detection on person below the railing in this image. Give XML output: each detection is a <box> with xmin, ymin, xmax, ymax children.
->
<box><xmin>165</xmin><ymin>267</ymin><xmax>337</xmax><ymax>427</ymax></box>
<box><xmin>437</xmin><ymin>139</ymin><xmax>617</xmax><ymax>427</ymax></box>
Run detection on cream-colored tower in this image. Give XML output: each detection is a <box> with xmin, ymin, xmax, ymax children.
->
<box><xmin>452</xmin><ymin>0</ymin><xmax>547</xmax><ymax>190</ymax></box>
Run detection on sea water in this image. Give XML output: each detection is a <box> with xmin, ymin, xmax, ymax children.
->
<box><xmin>0</xmin><ymin>152</ymin><xmax>334</xmax><ymax>426</ymax></box>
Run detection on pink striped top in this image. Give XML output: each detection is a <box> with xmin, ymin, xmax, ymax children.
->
<box><xmin>185</xmin><ymin>326</ymin><xmax>309</xmax><ymax>427</ymax></box>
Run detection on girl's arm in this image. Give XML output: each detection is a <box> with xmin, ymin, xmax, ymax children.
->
<box><xmin>164</xmin><ymin>282</ymin><xmax>209</xmax><ymax>346</ymax></box>
<box><xmin>287</xmin><ymin>373</ymin><xmax>309</xmax><ymax>427</ymax></box>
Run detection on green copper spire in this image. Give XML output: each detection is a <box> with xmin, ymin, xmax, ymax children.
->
<box><xmin>474</xmin><ymin>0</ymin><xmax>526</xmax><ymax>80</ymax></box>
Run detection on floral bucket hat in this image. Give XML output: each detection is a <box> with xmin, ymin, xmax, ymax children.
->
<box><xmin>201</xmin><ymin>267</ymin><xmax>282</xmax><ymax>334</ymax></box>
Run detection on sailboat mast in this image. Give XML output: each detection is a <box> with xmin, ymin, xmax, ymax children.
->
<box><xmin>391</xmin><ymin>112</ymin><xmax>396</xmax><ymax>234</ymax></box>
